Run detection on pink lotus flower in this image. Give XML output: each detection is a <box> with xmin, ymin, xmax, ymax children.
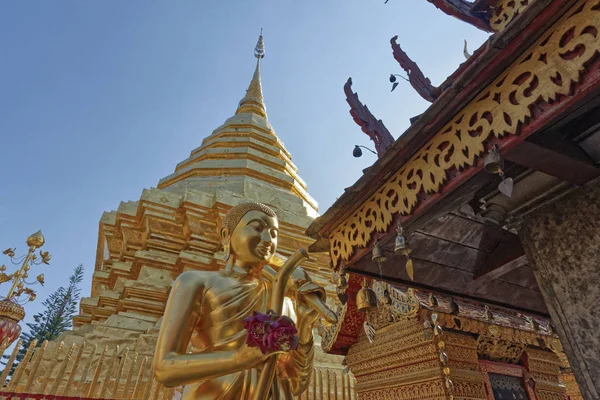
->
<box><xmin>243</xmin><ymin>311</ymin><xmax>298</xmax><ymax>354</ymax></box>
<box><xmin>244</xmin><ymin>311</ymin><xmax>272</xmax><ymax>353</ymax></box>
<box><xmin>264</xmin><ymin>315</ymin><xmax>298</xmax><ymax>353</ymax></box>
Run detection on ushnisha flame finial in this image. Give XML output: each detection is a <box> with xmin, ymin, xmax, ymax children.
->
<box><xmin>254</xmin><ymin>29</ymin><xmax>265</xmax><ymax>59</ymax></box>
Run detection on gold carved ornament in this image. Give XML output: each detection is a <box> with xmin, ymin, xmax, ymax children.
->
<box><xmin>476</xmin><ymin>335</ymin><xmax>526</xmax><ymax>364</ymax></box>
<box><xmin>490</xmin><ymin>0</ymin><xmax>532</xmax><ymax>32</ymax></box>
<box><xmin>329</xmin><ymin>0</ymin><xmax>600</xmax><ymax>267</ymax></box>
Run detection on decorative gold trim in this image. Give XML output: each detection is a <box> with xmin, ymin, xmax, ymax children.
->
<box><xmin>490</xmin><ymin>0</ymin><xmax>533</xmax><ymax>32</ymax></box>
<box><xmin>329</xmin><ymin>0</ymin><xmax>600</xmax><ymax>266</ymax></box>
<box><xmin>0</xmin><ymin>299</ymin><xmax>25</xmax><ymax>322</ymax></box>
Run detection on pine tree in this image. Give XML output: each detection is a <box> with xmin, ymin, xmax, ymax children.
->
<box><xmin>3</xmin><ymin>264</ymin><xmax>84</xmax><ymax>372</ymax></box>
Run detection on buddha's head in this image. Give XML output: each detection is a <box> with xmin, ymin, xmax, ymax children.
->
<box><xmin>220</xmin><ymin>202</ymin><xmax>279</xmax><ymax>266</ymax></box>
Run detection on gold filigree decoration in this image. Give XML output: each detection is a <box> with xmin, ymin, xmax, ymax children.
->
<box><xmin>372</xmin><ymin>282</ymin><xmax>420</xmax><ymax>323</ymax></box>
<box><xmin>477</xmin><ymin>335</ymin><xmax>526</xmax><ymax>364</ymax></box>
<box><xmin>330</xmin><ymin>0</ymin><xmax>600</xmax><ymax>266</ymax></box>
<box><xmin>359</xmin><ymin>380</ymin><xmax>446</xmax><ymax>399</ymax></box>
<box><xmin>490</xmin><ymin>0</ymin><xmax>532</xmax><ymax>32</ymax></box>
<box><xmin>0</xmin><ymin>299</ymin><xmax>25</xmax><ymax>322</ymax></box>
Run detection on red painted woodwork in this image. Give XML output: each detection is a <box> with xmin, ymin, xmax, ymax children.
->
<box><xmin>344</xmin><ymin>78</ymin><xmax>395</xmax><ymax>157</ymax></box>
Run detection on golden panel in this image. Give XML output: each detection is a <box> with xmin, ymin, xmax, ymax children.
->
<box><xmin>452</xmin><ymin>379</ymin><xmax>488</xmax><ymax>399</ymax></box>
<box><xmin>358</xmin><ymin>379</ymin><xmax>446</xmax><ymax>400</ymax></box>
<box><xmin>348</xmin><ymin>342</ymin><xmax>438</xmax><ymax>376</ymax></box>
<box><xmin>477</xmin><ymin>336</ymin><xmax>526</xmax><ymax>364</ymax></box>
<box><xmin>490</xmin><ymin>0</ymin><xmax>532</xmax><ymax>32</ymax></box>
<box><xmin>356</xmin><ymin>359</ymin><xmax>440</xmax><ymax>384</ymax></box>
<box><xmin>329</xmin><ymin>0</ymin><xmax>600</xmax><ymax>267</ymax></box>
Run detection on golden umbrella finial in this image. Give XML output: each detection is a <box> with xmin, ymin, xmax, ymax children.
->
<box><xmin>26</xmin><ymin>230</ymin><xmax>45</xmax><ymax>249</ymax></box>
<box><xmin>254</xmin><ymin>29</ymin><xmax>265</xmax><ymax>59</ymax></box>
<box><xmin>0</xmin><ymin>231</ymin><xmax>50</xmax><ymax>347</ymax></box>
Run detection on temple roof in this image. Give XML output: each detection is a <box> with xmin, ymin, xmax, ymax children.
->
<box><xmin>306</xmin><ymin>0</ymin><xmax>576</xmax><ymax>240</ymax></box>
<box><xmin>157</xmin><ymin>34</ymin><xmax>318</xmax><ymax>217</ymax></box>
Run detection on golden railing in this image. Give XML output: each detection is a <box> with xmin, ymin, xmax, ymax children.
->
<box><xmin>0</xmin><ymin>340</ymin><xmax>355</xmax><ymax>400</ymax></box>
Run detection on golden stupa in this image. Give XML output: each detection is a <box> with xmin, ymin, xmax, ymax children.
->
<box><xmin>3</xmin><ymin>34</ymin><xmax>352</xmax><ymax>399</ymax></box>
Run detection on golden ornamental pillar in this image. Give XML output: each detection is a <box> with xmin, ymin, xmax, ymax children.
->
<box><xmin>0</xmin><ymin>230</ymin><xmax>50</xmax><ymax>348</ymax></box>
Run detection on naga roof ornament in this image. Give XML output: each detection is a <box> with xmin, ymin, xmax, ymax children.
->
<box><xmin>391</xmin><ymin>36</ymin><xmax>443</xmax><ymax>103</ymax></box>
<box><xmin>344</xmin><ymin>78</ymin><xmax>395</xmax><ymax>157</ymax></box>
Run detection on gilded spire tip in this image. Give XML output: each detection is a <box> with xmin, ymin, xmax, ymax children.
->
<box><xmin>254</xmin><ymin>30</ymin><xmax>265</xmax><ymax>59</ymax></box>
<box><xmin>236</xmin><ymin>30</ymin><xmax>267</xmax><ymax>118</ymax></box>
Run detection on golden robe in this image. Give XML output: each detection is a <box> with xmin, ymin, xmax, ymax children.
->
<box><xmin>179</xmin><ymin>266</ymin><xmax>319</xmax><ymax>400</ymax></box>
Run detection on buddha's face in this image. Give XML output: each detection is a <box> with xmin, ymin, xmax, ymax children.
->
<box><xmin>226</xmin><ymin>210</ymin><xmax>279</xmax><ymax>265</ymax></box>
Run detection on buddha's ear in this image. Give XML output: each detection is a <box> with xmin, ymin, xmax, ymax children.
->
<box><xmin>220</xmin><ymin>226</ymin><xmax>231</xmax><ymax>261</ymax></box>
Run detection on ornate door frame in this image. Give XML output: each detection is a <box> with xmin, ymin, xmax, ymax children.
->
<box><xmin>479</xmin><ymin>360</ymin><xmax>538</xmax><ymax>400</ymax></box>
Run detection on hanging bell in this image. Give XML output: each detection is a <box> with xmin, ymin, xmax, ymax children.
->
<box><xmin>484</xmin><ymin>144</ymin><xmax>503</xmax><ymax>174</ymax></box>
<box><xmin>394</xmin><ymin>223</ymin><xmax>412</xmax><ymax>256</ymax></box>
<box><xmin>372</xmin><ymin>239</ymin><xmax>386</xmax><ymax>264</ymax></box>
<box><xmin>356</xmin><ymin>280</ymin><xmax>378</xmax><ymax>312</ymax></box>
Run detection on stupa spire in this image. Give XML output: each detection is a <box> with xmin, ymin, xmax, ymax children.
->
<box><xmin>236</xmin><ymin>31</ymin><xmax>267</xmax><ymax>118</ymax></box>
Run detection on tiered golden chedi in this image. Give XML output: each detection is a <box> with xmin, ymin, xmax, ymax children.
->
<box><xmin>3</xmin><ymin>34</ymin><xmax>351</xmax><ymax>399</ymax></box>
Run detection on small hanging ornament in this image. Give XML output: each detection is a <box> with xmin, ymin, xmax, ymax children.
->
<box><xmin>342</xmin><ymin>357</ymin><xmax>349</xmax><ymax>374</ymax></box>
<box><xmin>423</xmin><ymin>319</ymin><xmax>434</xmax><ymax>340</ymax></box>
<box><xmin>531</xmin><ymin>317</ymin><xmax>540</xmax><ymax>332</ymax></box>
<box><xmin>336</xmin><ymin>286</ymin><xmax>349</xmax><ymax>305</ymax></box>
<box><xmin>485</xmin><ymin>144</ymin><xmax>513</xmax><ymax>197</ymax></box>
<box><xmin>428</xmin><ymin>293</ymin><xmax>438</xmax><ymax>307</ymax></box>
<box><xmin>439</xmin><ymin>350</ymin><xmax>449</xmax><ymax>363</ymax></box>
<box><xmin>405</xmin><ymin>257</ymin><xmax>414</xmax><ymax>281</ymax></box>
<box><xmin>484</xmin><ymin>305</ymin><xmax>494</xmax><ymax>322</ymax></box>
<box><xmin>394</xmin><ymin>222</ymin><xmax>414</xmax><ymax>280</ymax></box>
<box><xmin>372</xmin><ymin>239</ymin><xmax>386</xmax><ymax>264</ymax></box>
<box><xmin>338</xmin><ymin>274</ymin><xmax>348</xmax><ymax>291</ymax></box>
<box><xmin>363</xmin><ymin>320</ymin><xmax>376</xmax><ymax>344</ymax></box>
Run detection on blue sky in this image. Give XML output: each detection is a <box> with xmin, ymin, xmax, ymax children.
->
<box><xmin>0</xmin><ymin>1</ymin><xmax>488</xmax><ymax>329</ymax></box>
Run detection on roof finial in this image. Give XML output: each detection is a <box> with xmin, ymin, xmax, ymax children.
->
<box><xmin>254</xmin><ymin>29</ymin><xmax>265</xmax><ymax>59</ymax></box>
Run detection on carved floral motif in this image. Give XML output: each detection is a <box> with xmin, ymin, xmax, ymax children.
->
<box><xmin>330</xmin><ymin>0</ymin><xmax>600</xmax><ymax>267</ymax></box>
<box><xmin>476</xmin><ymin>335</ymin><xmax>526</xmax><ymax>364</ymax></box>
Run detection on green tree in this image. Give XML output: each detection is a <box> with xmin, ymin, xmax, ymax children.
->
<box><xmin>2</xmin><ymin>264</ymin><xmax>84</xmax><ymax>372</ymax></box>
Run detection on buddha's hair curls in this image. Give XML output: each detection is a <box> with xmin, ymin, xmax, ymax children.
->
<box><xmin>221</xmin><ymin>202</ymin><xmax>277</xmax><ymax>233</ymax></box>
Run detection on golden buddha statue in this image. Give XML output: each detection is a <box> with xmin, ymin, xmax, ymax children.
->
<box><xmin>153</xmin><ymin>202</ymin><xmax>337</xmax><ymax>399</ymax></box>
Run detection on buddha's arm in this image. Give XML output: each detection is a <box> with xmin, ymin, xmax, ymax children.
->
<box><xmin>153</xmin><ymin>271</ymin><xmax>266</xmax><ymax>387</ymax></box>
